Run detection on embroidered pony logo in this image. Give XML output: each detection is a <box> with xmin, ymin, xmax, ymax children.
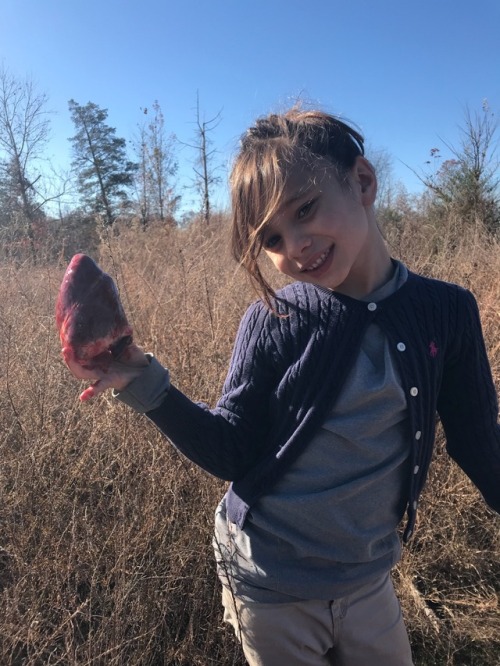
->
<box><xmin>429</xmin><ymin>341</ymin><xmax>439</xmax><ymax>358</ymax></box>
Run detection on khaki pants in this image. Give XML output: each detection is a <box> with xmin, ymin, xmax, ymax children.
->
<box><xmin>222</xmin><ymin>573</ymin><xmax>414</xmax><ymax>666</ymax></box>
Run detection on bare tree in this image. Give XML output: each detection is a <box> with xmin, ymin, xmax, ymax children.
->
<box><xmin>134</xmin><ymin>118</ymin><xmax>150</xmax><ymax>229</ymax></box>
<box><xmin>366</xmin><ymin>144</ymin><xmax>395</xmax><ymax>211</ymax></box>
<box><xmin>410</xmin><ymin>102</ymin><xmax>499</xmax><ymax>233</ymax></box>
<box><xmin>133</xmin><ymin>101</ymin><xmax>179</xmax><ymax>229</ymax></box>
<box><xmin>184</xmin><ymin>94</ymin><xmax>222</xmax><ymax>225</ymax></box>
<box><xmin>0</xmin><ymin>66</ymin><xmax>61</xmax><ymax>260</ymax></box>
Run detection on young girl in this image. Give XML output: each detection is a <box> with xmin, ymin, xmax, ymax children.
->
<box><xmin>63</xmin><ymin>108</ymin><xmax>500</xmax><ymax>666</ymax></box>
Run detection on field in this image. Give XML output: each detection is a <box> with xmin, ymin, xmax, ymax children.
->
<box><xmin>0</xmin><ymin>216</ymin><xmax>499</xmax><ymax>665</ymax></box>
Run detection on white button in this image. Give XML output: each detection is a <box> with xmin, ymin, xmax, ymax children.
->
<box><xmin>397</xmin><ymin>342</ymin><xmax>406</xmax><ymax>352</ymax></box>
<box><xmin>410</xmin><ymin>387</ymin><xmax>418</xmax><ymax>397</ymax></box>
<box><xmin>415</xmin><ymin>431</ymin><xmax>422</xmax><ymax>440</ymax></box>
<box><xmin>413</xmin><ymin>465</ymin><xmax>420</xmax><ymax>474</ymax></box>
<box><xmin>367</xmin><ymin>302</ymin><xmax>377</xmax><ymax>311</ymax></box>
<box><xmin>413</xmin><ymin>501</ymin><xmax>418</xmax><ymax>511</ymax></box>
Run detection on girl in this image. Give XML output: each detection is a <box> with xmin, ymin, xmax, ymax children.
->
<box><xmin>63</xmin><ymin>108</ymin><xmax>500</xmax><ymax>666</ymax></box>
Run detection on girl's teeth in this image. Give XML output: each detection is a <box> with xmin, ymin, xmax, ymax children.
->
<box><xmin>307</xmin><ymin>249</ymin><xmax>329</xmax><ymax>271</ymax></box>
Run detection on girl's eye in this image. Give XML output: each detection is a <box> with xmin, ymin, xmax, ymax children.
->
<box><xmin>264</xmin><ymin>234</ymin><xmax>281</xmax><ymax>250</ymax></box>
<box><xmin>297</xmin><ymin>199</ymin><xmax>315</xmax><ymax>219</ymax></box>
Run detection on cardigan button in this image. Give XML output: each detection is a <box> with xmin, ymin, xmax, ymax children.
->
<box><xmin>415</xmin><ymin>431</ymin><xmax>422</xmax><ymax>440</ymax></box>
<box><xmin>413</xmin><ymin>465</ymin><xmax>420</xmax><ymax>474</ymax></box>
<box><xmin>367</xmin><ymin>302</ymin><xmax>377</xmax><ymax>311</ymax></box>
<box><xmin>410</xmin><ymin>387</ymin><xmax>418</xmax><ymax>397</ymax></box>
<box><xmin>397</xmin><ymin>342</ymin><xmax>406</xmax><ymax>352</ymax></box>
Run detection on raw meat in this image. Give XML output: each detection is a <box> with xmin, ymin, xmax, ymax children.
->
<box><xmin>56</xmin><ymin>253</ymin><xmax>133</xmax><ymax>370</ymax></box>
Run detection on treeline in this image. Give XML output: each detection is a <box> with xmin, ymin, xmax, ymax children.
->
<box><xmin>0</xmin><ymin>64</ymin><xmax>499</xmax><ymax>264</ymax></box>
<box><xmin>0</xmin><ymin>66</ymin><xmax>222</xmax><ymax>262</ymax></box>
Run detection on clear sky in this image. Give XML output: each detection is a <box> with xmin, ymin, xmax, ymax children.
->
<box><xmin>1</xmin><ymin>0</ymin><xmax>499</xmax><ymax>212</ymax></box>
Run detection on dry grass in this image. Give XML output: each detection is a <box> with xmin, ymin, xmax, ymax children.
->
<box><xmin>0</xmin><ymin>215</ymin><xmax>498</xmax><ymax>665</ymax></box>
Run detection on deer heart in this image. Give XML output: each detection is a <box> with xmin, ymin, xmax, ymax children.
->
<box><xmin>56</xmin><ymin>254</ymin><xmax>133</xmax><ymax>370</ymax></box>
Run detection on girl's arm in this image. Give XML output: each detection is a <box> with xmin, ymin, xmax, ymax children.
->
<box><xmin>114</xmin><ymin>300</ymin><xmax>280</xmax><ymax>481</ymax></box>
<box><xmin>437</xmin><ymin>289</ymin><xmax>500</xmax><ymax>513</ymax></box>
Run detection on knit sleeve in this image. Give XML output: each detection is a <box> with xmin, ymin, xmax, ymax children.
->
<box><xmin>437</xmin><ymin>288</ymin><xmax>500</xmax><ymax>513</ymax></box>
<box><xmin>145</xmin><ymin>300</ymin><xmax>280</xmax><ymax>481</ymax></box>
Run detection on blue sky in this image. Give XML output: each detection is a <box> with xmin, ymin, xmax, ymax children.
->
<box><xmin>1</xmin><ymin>0</ymin><xmax>499</xmax><ymax>212</ymax></box>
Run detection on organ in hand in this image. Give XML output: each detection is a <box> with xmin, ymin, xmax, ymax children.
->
<box><xmin>56</xmin><ymin>253</ymin><xmax>133</xmax><ymax>370</ymax></box>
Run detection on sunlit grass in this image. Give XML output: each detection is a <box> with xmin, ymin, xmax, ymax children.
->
<box><xmin>0</xmin><ymin>215</ymin><xmax>498</xmax><ymax>664</ymax></box>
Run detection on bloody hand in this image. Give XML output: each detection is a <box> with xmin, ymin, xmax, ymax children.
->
<box><xmin>56</xmin><ymin>254</ymin><xmax>148</xmax><ymax>400</ymax></box>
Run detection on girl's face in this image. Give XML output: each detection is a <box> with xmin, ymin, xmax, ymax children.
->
<box><xmin>260</xmin><ymin>157</ymin><xmax>391</xmax><ymax>299</ymax></box>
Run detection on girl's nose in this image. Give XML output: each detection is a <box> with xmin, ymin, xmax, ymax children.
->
<box><xmin>285</xmin><ymin>230</ymin><xmax>311</xmax><ymax>260</ymax></box>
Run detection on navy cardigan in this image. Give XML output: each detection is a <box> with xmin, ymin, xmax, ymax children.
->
<box><xmin>147</xmin><ymin>271</ymin><xmax>500</xmax><ymax>542</ymax></box>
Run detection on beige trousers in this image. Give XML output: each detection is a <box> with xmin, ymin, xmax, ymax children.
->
<box><xmin>222</xmin><ymin>573</ymin><xmax>414</xmax><ymax>666</ymax></box>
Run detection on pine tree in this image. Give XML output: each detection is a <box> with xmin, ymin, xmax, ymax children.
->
<box><xmin>68</xmin><ymin>100</ymin><xmax>137</xmax><ymax>226</ymax></box>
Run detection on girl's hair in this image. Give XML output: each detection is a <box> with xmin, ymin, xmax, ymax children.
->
<box><xmin>230</xmin><ymin>108</ymin><xmax>365</xmax><ymax>308</ymax></box>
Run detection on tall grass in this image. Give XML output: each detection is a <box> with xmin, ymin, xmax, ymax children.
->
<box><xmin>0</xmin><ymin>216</ymin><xmax>498</xmax><ymax>664</ymax></box>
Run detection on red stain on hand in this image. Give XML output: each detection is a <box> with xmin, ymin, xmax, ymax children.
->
<box><xmin>56</xmin><ymin>254</ymin><xmax>133</xmax><ymax>371</ymax></box>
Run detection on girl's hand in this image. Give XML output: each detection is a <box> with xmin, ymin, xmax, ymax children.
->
<box><xmin>62</xmin><ymin>343</ymin><xmax>150</xmax><ymax>401</ymax></box>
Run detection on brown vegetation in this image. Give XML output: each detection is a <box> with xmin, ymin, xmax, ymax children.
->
<box><xmin>0</xmin><ymin>213</ymin><xmax>499</xmax><ymax>665</ymax></box>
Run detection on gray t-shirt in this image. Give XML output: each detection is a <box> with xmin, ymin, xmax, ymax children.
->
<box><xmin>214</xmin><ymin>261</ymin><xmax>411</xmax><ymax>602</ymax></box>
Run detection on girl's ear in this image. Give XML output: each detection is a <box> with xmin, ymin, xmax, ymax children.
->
<box><xmin>353</xmin><ymin>156</ymin><xmax>377</xmax><ymax>206</ymax></box>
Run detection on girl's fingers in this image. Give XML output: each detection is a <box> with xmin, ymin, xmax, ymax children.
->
<box><xmin>80</xmin><ymin>379</ymin><xmax>111</xmax><ymax>401</ymax></box>
<box><xmin>79</xmin><ymin>383</ymin><xmax>99</xmax><ymax>402</ymax></box>
<box><xmin>62</xmin><ymin>345</ymin><xmax>148</xmax><ymax>400</ymax></box>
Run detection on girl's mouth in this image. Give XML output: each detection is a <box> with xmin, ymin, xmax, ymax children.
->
<box><xmin>304</xmin><ymin>247</ymin><xmax>332</xmax><ymax>272</ymax></box>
